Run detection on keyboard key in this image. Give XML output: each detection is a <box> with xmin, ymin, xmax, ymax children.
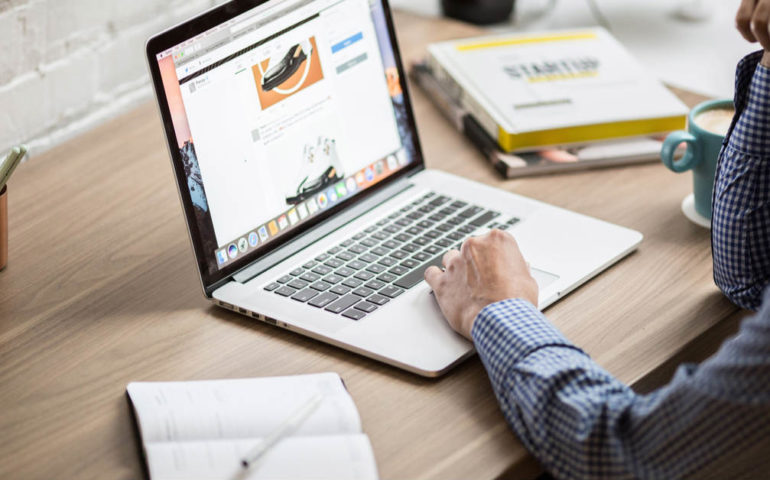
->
<box><xmin>315</xmin><ymin>253</ymin><xmax>330</xmax><ymax>262</ymax></box>
<box><xmin>384</xmin><ymin>225</ymin><xmax>400</xmax><ymax>234</ymax></box>
<box><xmin>394</xmin><ymin>233</ymin><xmax>412</xmax><ymax>242</ymax></box>
<box><xmin>383</xmin><ymin>239</ymin><xmax>400</xmax><ymax>249</ymax></box>
<box><xmin>371</xmin><ymin>246</ymin><xmax>389</xmax><ymax>256</ymax></box>
<box><xmin>367</xmin><ymin>294</ymin><xmax>390</xmax><ymax>306</ymax></box>
<box><xmin>303</xmin><ymin>260</ymin><xmax>317</xmax><ymax>269</ymax></box>
<box><xmin>395</xmin><ymin>218</ymin><xmax>411</xmax><ymax>226</ymax></box>
<box><xmin>365</xmin><ymin>279</ymin><xmax>386</xmax><ymax>290</ymax></box>
<box><xmin>290</xmin><ymin>268</ymin><xmax>304</xmax><ymax>276</ymax></box>
<box><xmin>336</xmin><ymin>251</ymin><xmax>355</xmax><ymax>261</ymax></box>
<box><xmin>275</xmin><ymin>286</ymin><xmax>297</xmax><ymax>297</ymax></box>
<box><xmin>324</xmin><ymin>274</ymin><xmax>344</xmax><ymax>284</ymax></box>
<box><xmin>372</xmin><ymin>231</ymin><xmax>389</xmax><ymax>241</ymax></box>
<box><xmin>389</xmin><ymin>250</ymin><xmax>408</xmax><ymax>259</ymax></box>
<box><xmin>448</xmin><ymin>231</ymin><xmax>465</xmax><ymax>241</ymax></box>
<box><xmin>507</xmin><ymin>217</ymin><xmax>521</xmax><ymax>225</ymax></box>
<box><xmin>436</xmin><ymin>223</ymin><xmax>454</xmax><ymax>232</ymax></box>
<box><xmin>436</xmin><ymin>238</ymin><xmax>454</xmax><ymax>248</ymax></box>
<box><xmin>366</xmin><ymin>264</ymin><xmax>386</xmax><ymax>274</ymax></box>
<box><xmin>365</xmin><ymin>225</ymin><xmax>378</xmax><ymax>233</ymax></box>
<box><xmin>389</xmin><ymin>266</ymin><xmax>408</xmax><ymax>276</ymax></box>
<box><xmin>406</xmin><ymin>226</ymin><xmax>422</xmax><ymax>235</ymax></box>
<box><xmin>348</xmin><ymin>244</ymin><xmax>367</xmax><ymax>254</ymax></box>
<box><xmin>348</xmin><ymin>260</ymin><xmax>366</xmax><ymax>270</ymax></box>
<box><xmin>353</xmin><ymin>287</ymin><xmax>375</xmax><ymax>297</ymax></box>
<box><xmin>406</xmin><ymin>211</ymin><xmax>423</xmax><ymax>220</ymax></box>
<box><xmin>401</xmin><ymin>244</ymin><xmax>419</xmax><ymax>253</ymax></box>
<box><xmin>451</xmin><ymin>200</ymin><xmax>468</xmax><ymax>208</ymax></box>
<box><xmin>353</xmin><ymin>232</ymin><xmax>366</xmax><ymax>240</ymax></box>
<box><xmin>300</xmin><ymin>272</ymin><xmax>321</xmax><ymax>283</ymax></box>
<box><xmin>342</xmin><ymin>277</ymin><xmax>363</xmax><ymax>288</ymax></box>
<box><xmin>377</xmin><ymin>272</ymin><xmax>398</xmax><ymax>283</ymax></box>
<box><xmin>327</xmin><ymin>246</ymin><xmax>342</xmax><ymax>254</ymax></box>
<box><xmin>359</xmin><ymin>253</ymin><xmax>378</xmax><ymax>263</ymax></box>
<box><xmin>418</xmin><ymin>205</ymin><xmax>435</xmax><ymax>213</ymax></box>
<box><xmin>310</xmin><ymin>281</ymin><xmax>332</xmax><ymax>291</ymax></box>
<box><xmin>288</xmin><ymin>279</ymin><xmax>308</xmax><ymax>290</ymax></box>
<box><xmin>341</xmin><ymin>239</ymin><xmax>355</xmax><ymax>247</ymax></box>
<box><xmin>312</xmin><ymin>265</ymin><xmax>333</xmax><ymax>275</ymax></box>
<box><xmin>277</xmin><ymin>275</ymin><xmax>293</xmax><ymax>284</ymax></box>
<box><xmin>428</xmin><ymin>214</ymin><xmax>446</xmax><ymax>222</ymax></box>
<box><xmin>393</xmin><ymin>253</ymin><xmax>444</xmax><ymax>289</ymax></box>
<box><xmin>330</xmin><ymin>284</ymin><xmax>351</xmax><ymax>295</ymax></box>
<box><xmin>424</xmin><ymin>245</ymin><xmax>441</xmax><ymax>254</ymax></box>
<box><xmin>429</xmin><ymin>195</ymin><xmax>451</xmax><ymax>206</ymax></box>
<box><xmin>355</xmin><ymin>301</ymin><xmax>378</xmax><ymax>313</ymax></box>
<box><xmin>360</xmin><ymin>238</ymin><xmax>377</xmax><ymax>248</ymax></box>
<box><xmin>417</xmin><ymin>220</ymin><xmax>434</xmax><ymax>228</ymax></box>
<box><xmin>291</xmin><ymin>288</ymin><xmax>319</xmax><ymax>303</ymax></box>
<box><xmin>438</xmin><ymin>207</ymin><xmax>456</xmax><ymax>216</ymax></box>
<box><xmin>325</xmin><ymin>295</ymin><xmax>361</xmax><ymax>313</ymax></box>
<box><xmin>308</xmin><ymin>292</ymin><xmax>339</xmax><ymax>308</ymax></box>
<box><xmin>425</xmin><ymin>230</ymin><xmax>442</xmax><ymax>239</ymax></box>
<box><xmin>446</xmin><ymin>216</ymin><xmax>465</xmax><ymax>226</ymax></box>
<box><xmin>377</xmin><ymin>257</ymin><xmax>397</xmax><ymax>267</ymax></box>
<box><xmin>335</xmin><ymin>267</ymin><xmax>355</xmax><ymax>277</ymax></box>
<box><xmin>354</xmin><ymin>271</ymin><xmax>374</xmax><ymax>281</ymax></box>
<box><xmin>458</xmin><ymin>225</ymin><xmax>476</xmax><ymax>234</ymax></box>
<box><xmin>470</xmin><ymin>210</ymin><xmax>500</xmax><ymax>227</ymax></box>
<box><xmin>342</xmin><ymin>309</ymin><xmax>366</xmax><ymax>320</ymax></box>
<box><xmin>377</xmin><ymin>218</ymin><xmax>389</xmax><ymax>226</ymax></box>
<box><xmin>401</xmin><ymin>258</ymin><xmax>420</xmax><ymax>268</ymax></box>
<box><xmin>264</xmin><ymin>282</ymin><xmax>281</xmax><ymax>291</ymax></box>
<box><xmin>325</xmin><ymin>258</ymin><xmax>344</xmax><ymax>268</ymax></box>
<box><xmin>459</xmin><ymin>206</ymin><xmax>483</xmax><ymax>218</ymax></box>
<box><xmin>413</xmin><ymin>237</ymin><xmax>430</xmax><ymax>246</ymax></box>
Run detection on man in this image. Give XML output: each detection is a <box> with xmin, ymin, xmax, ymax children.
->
<box><xmin>425</xmin><ymin>2</ymin><xmax>770</xmax><ymax>478</ymax></box>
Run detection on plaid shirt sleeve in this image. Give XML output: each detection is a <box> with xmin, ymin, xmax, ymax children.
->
<box><xmin>472</xmin><ymin>296</ymin><xmax>770</xmax><ymax>480</ymax></box>
<box><xmin>712</xmin><ymin>51</ymin><xmax>770</xmax><ymax>311</ymax></box>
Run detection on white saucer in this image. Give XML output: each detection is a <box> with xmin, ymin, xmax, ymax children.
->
<box><xmin>681</xmin><ymin>194</ymin><xmax>711</xmax><ymax>229</ymax></box>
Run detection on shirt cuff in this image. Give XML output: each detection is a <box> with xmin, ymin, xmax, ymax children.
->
<box><xmin>727</xmin><ymin>58</ymin><xmax>770</xmax><ymax>156</ymax></box>
<box><xmin>471</xmin><ymin>298</ymin><xmax>582</xmax><ymax>391</ymax></box>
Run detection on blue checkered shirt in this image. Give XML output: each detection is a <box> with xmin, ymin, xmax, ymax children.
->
<box><xmin>472</xmin><ymin>52</ymin><xmax>770</xmax><ymax>480</ymax></box>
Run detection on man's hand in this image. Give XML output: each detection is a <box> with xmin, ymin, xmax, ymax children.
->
<box><xmin>737</xmin><ymin>0</ymin><xmax>770</xmax><ymax>63</ymax></box>
<box><xmin>424</xmin><ymin>229</ymin><xmax>538</xmax><ymax>339</ymax></box>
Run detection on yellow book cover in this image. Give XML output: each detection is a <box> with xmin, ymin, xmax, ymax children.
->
<box><xmin>426</xmin><ymin>28</ymin><xmax>688</xmax><ymax>152</ymax></box>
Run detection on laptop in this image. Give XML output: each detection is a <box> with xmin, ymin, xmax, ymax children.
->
<box><xmin>146</xmin><ymin>0</ymin><xmax>643</xmax><ymax>376</ymax></box>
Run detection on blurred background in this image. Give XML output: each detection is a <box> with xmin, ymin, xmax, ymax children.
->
<box><xmin>0</xmin><ymin>0</ymin><xmax>753</xmax><ymax>160</ymax></box>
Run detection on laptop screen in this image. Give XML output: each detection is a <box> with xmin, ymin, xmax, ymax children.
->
<box><xmin>153</xmin><ymin>0</ymin><xmax>418</xmax><ymax>277</ymax></box>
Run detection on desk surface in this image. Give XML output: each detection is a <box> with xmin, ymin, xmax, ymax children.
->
<box><xmin>0</xmin><ymin>11</ymin><xmax>740</xmax><ymax>480</ymax></box>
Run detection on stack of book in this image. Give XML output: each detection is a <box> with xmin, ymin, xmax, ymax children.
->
<box><xmin>414</xmin><ymin>28</ymin><xmax>688</xmax><ymax>178</ymax></box>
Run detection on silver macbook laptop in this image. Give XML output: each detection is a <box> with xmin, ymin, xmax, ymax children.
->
<box><xmin>146</xmin><ymin>0</ymin><xmax>642</xmax><ymax>376</ymax></box>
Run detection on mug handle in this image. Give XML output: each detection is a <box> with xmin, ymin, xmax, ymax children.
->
<box><xmin>661</xmin><ymin>130</ymin><xmax>701</xmax><ymax>173</ymax></box>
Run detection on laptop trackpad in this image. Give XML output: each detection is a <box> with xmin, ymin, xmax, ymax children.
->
<box><xmin>531</xmin><ymin>267</ymin><xmax>559</xmax><ymax>290</ymax></box>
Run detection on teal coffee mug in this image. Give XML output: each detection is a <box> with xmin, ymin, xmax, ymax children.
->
<box><xmin>660</xmin><ymin>99</ymin><xmax>734</xmax><ymax>222</ymax></box>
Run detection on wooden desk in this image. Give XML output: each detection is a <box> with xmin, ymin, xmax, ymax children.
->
<box><xmin>0</xmin><ymin>10</ymin><xmax>740</xmax><ymax>480</ymax></box>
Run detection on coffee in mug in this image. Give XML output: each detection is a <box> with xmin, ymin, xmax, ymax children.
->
<box><xmin>692</xmin><ymin>107</ymin><xmax>735</xmax><ymax>136</ymax></box>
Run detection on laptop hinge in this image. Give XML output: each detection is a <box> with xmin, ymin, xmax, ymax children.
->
<box><xmin>230</xmin><ymin>177</ymin><xmax>416</xmax><ymax>285</ymax></box>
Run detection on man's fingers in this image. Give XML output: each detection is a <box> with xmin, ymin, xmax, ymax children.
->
<box><xmin>738</xmin><ymin>0</ymin><xmax>758</xmax><ymax>41</ymax></box>
<box><xmin>442</xmin><ymin>249</ymin><xmax>461</xmax><ymax>270</ymax></box>
<box><xmin>753</xmin><ymin>0</ymin><xmax>770</xmax><ymax>49</ymax></box>
<box><xmin>424</xmin><ymin>265</ymin><xmax>443</xmax><ymax>289</ymax></box>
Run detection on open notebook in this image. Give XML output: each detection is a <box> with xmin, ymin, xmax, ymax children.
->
<box><xmin>126</xmin><ymin>372</ymin><xmax>378</xmax><ymax>480</ymax></box>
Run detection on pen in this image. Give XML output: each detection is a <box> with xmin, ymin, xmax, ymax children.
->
<box><xmin>240</xmin><ymin>392</ymin><xmax>324</xmax><ymax>469</ymax></box>
<box><xmin>0</xmin><ymin>145</ymin><xmax>27</xmax><ymax>191</ymax></box>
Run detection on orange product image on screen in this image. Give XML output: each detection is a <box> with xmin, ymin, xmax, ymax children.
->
<box><xmin>252</xmin><ymin>36</ymin><xmax>325</xmax><ymax>109</ymax></box>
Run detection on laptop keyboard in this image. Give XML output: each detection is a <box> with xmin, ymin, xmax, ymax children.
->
<box><xmin>263</xmin><ymin>192</ymin><xmax>520</xmax><ymax>321</ymax></box>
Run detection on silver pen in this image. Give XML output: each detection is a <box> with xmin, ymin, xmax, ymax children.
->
<box><xmin>240</xmin><ymin>392</ymin><xmax>324</xmax><ymax>469</ymax></box>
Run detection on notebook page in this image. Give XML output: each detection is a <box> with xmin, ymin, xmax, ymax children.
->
<box><xmin>127</xmin><ymin>373</ymin><xmax>361</xmax><ymax>444</ymax></box>
<box><xmin>145</xmin><ymin>434</ymin><xmax>379</xmax><ymax>480</ymax></box>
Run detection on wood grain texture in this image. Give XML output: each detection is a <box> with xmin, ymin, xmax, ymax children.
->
<box><xmin>0</xmin><ymin>10</ymin><xmax>740</xmax><ymax>480</ymax></box>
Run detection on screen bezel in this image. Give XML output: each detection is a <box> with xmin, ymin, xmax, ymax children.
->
<box><xmin>146</xmin><ymin>0</ymin><xmax>425</xmax><ymax>295</ymax></box>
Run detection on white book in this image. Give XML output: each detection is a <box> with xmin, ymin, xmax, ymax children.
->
<box><xmin>126</xmin><ymin>372</ymin><xmax>378</xmax><ymax>480</ymax></box>
<box><xmin>426</xmin><ymin>28</ymin><xmax>688</xmax><ymax>152</ymax></box>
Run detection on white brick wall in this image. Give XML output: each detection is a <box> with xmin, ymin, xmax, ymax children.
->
<box><xmin>0</xmin><ymin>0</ymin><xmax>228</xmax><ymax>160</ymax></box>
